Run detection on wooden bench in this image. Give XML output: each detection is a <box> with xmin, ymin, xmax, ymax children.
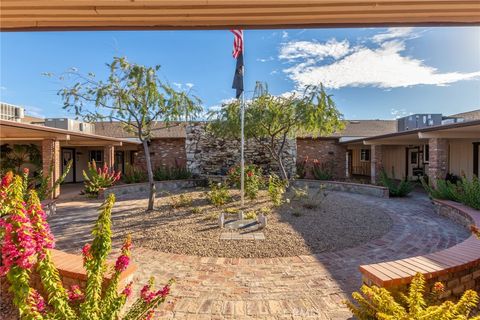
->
<box><xmin>359</xmin><ymin>200</ymin><xmax>480</xmax><ymax>292</ymax></box>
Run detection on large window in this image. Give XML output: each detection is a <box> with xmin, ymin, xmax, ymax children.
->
<box><xmin>360</xmin><ymin>149</ymin><xmax>371</xmax><ymax>162</ymax></box>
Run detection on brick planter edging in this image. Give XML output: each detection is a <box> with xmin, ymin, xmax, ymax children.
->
<box><xmin>293</xmin><ymin>179</ymin><xmax>389</xmax><ymax>199</ymax></box>
<box><xmin>360</xmin><ymin>200</ymin><xmax>480</xmax><ymax>301</ymax></box>
<box><xmin>30</xmin><ymin>249</ymin><xmax>137</xmax><ymax>293</ymax></box>
<box><xmin>104</xmin><ymin>179</ymin><xmax>206</xmax><ymax>199</ymax></box>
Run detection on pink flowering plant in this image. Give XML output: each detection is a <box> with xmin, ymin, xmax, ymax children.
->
<box><xmin>83</xmin><ymin>160</ymin><xmax>121</xmax><ymax>197</ymax></box>
<box><xmin>0</xmin><ymin>171</ymin><xmax>173</xmax><ymax>319</ymax></box>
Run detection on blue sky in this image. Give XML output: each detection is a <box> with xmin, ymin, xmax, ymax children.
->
<box><xmin>0</xmin><ymin>27</ymin><xmax>479</xmax><ymax>120</ymax></box>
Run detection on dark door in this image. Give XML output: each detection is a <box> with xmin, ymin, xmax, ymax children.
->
<box><xmin>115</xmin><ymin>151</ymin><xmax>125</xmax><ymax>174</ymax></box>
<box><xmin>61</xmin><ymin>148</ymin><xmax>76</xmax><ymax>183</ymax></box>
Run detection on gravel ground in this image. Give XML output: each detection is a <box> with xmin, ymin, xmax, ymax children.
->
<box><xmin>114</xmin><ymin>188</ymin><xmax>394</xmax><ymax>258</ymax></box>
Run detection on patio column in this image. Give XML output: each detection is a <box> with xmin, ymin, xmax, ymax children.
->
<box><xmin>428</xmin><ymin>138</ymin><xmax>449</xmax><ymax>186</ymax></box>
<box><xmin>104</xmin><ymin>144</ymin><xmax>115</xmax><ymax>170</ymax></box>
<box><xmin>42</xmin><ymin>139</ymin><xmax>61</xmax><ymax>199</ymax></box>
<box><xmin>370</xmin><ymin>145</ymin><xmax>383</xmax><ymax>184</ymax></box>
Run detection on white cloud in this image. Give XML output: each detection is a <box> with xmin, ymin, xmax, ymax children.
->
<box><xmin>185</xmin><ymin>83</ymin><xmax>194</xmax><ymax>89</ymax></box>
<box><xmin>172</xmin><ymin>82</ymin><xmax>195</xmax><ymax>90</ymax></box>
<box><xmin>280</xmin><ymin>28</ymin><xmax>480</xmax><ymax>90</ymax></box>
<box><xmin>0</xmin><ymin>86</ymin><xmax>6</xmax><ymax>90</ymax></box>
<box><xmin>390</xmin><ymin>108</ymin><xmax>412</xmax><ymax>119</ymax></box>
<box><xmin>282</xmin><ymin>31</ymin><xmax>289</xmax><ymax>39</ymax></box>
<box><xmin>257</xmin><ymin>56</ymin><xmax>274</xmax><ymax>63</ymax></box>
<box><xmin>279</xmin><ymin>39</ymin><xmax>351</xmax><ymax>61</ymax></box>
<box><xmin>372</xmin><ymin>27</ymin><xmax>416</xmax><ymax>43</ymax></box>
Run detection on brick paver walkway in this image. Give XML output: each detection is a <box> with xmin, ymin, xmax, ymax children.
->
<box><xmin>50</xmin><ymin>191</ymin><xmax>469</xmax><ymax>319</ymax></box>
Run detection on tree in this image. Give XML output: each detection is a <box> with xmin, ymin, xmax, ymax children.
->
<box><xmin>58</xmin><ymin>57</ymin><xmax>201</xmax><ymax>210</ymax></box>
<box><xmin>208</xmin><ymin>85</ymin><xmax>344</xmax><ymax>182</ymax></box>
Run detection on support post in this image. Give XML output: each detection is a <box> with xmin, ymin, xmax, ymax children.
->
<box><xmin>104</xmin><ymin>144</ymin><xmax>115</xmax><ymax>170</ymax></box>
<box><xmin>428</xmin><ymin>138</ymin><xmax>449</xmax><ymax>186</ymax></box>
<box><xmin>371</xmin><ymin>145</ymin><xmax>383</xmax><ymax>185</ymax></box>
<box><xmin>42</xmin><ymin>139</ymin><xmax>61</xmax><ymax>199</ymax></box>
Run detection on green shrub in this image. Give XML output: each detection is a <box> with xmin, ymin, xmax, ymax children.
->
<box><xmin>244</xmin><ymin>210</ymin><xmax>257</xmax><ymax>220</ymax></box>
<box><xmin>227</xmin><ymin>164</ymin><xmax>264</xmax><ymax>200</ymax></box>
<box><xmin>296</xmin><ymin>157</ymin><xmax>308</xmax><ymax>179</ymax></box>
<box><xmin>37</xmin><ymin>160</ymin><xmax>72</xmax><ymax>200</ymax></box>
<box><xmin>268</xmin><ymin>174</ymin><xmax>287</xmax><ymax>206</ymax></box>
<box><xmin>169</xmin><ymin>194</ymin><xmax>193</xmax><ymax>209</ymax></box>
<box><xmin>207</xmin><ymin>182</ymin><xmax>231</xmax><ymax>207</ymax></box>
<box><xmin>0</xmin><ymin>171</ymin><xmax>173</xmax><ymax>320</ymax></box>
<box><xmin>123</xmin><ymin>164</ymin><xmax>146</xmax><ymax>184</ymax></box>
<box><xmin>153</xmin><ymin>164</ymin><xmax>192</xmax><ymax>181</ymax></box>
<box><xmin>379</xmin><ymin>170</ymin><xmax>413</xmax><ymax>197</ymax></box>
<box><xmin>83</xmin><ymin>161</ymin><xmax>121</xmax><ymax>197</ymax></box>
<box><xmin>346</xmin><ymin>273</ymin><xmax>479</xmax><ymax>320</ymax></box>
<box><xmin>423</xmin><ymin>175</ymin><xmax>480</xmax><ymax>210</ymax></box>
<box><xmin>311</xmin><ymin>160</ymin><xmax>333</xmax><ymax>180</ymax></box>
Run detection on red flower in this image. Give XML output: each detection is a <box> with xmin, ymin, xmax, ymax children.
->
<box><xmin>433</xmin><ymin>282</ymin><xmax>445</xmax><ymax>294</ymax></box>
<box><xmin>247</xmin><ymin>171</ymin><xmax>253</xmax><ymax>177</ymax></box>
<box><xmin>115</xmin><ymin>255</ymin><xmax>130</xmax><ymax>272</ymax></box>
<box><xmin>23</xmin><ymin>167</ymin><xmax>30</xmax><ymax>176</ymax></box>
<box><xmin>67</xmin><ymin>284</ymin><xmax>84</xmax><ymax>301</ymax></box>
<box><xmin>82</xmin><ymin>243</ymin><xmax>92</xmax><ymax>263</ymax></box>
<box><xmin>122</xmin><ymin>281</ymin><xmax>133</xmax><ymax>298</ymax></box>
<box><xmin>1</xmin><ymin>171</ymin><xmax>13</xmax><ymax>187</ymax></box>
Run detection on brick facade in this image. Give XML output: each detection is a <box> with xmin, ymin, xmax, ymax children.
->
<box><xmin>428</xmin><ymin>138</ymin><xmax>449</xmax><ymax>183</ymax></box>
<box><xmin>296</xmin><ymin>138</ymin><xmax>347</xmax><ymax>179</ymax></box>
<box><xmin>370</xmin><ymin>144</ymin><xmax>383</xmax><ymax>184</ymax></box>
<box><xmin>41</xmin><ymin>139</ymin><xmax>60</xmax><ymax>198</ymax></box>
<box><xmin>135</xmin><ymin>138</ymin><xmax>187</xmax><ymax>170</ymax></box>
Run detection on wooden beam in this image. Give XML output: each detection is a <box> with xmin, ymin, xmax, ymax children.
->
<box><xmin>63</xmin><ymin>140</ymin><xmax>123</xmax><ymax>147</ymax></box>
<box><xmin>418</xmin><ymin>131</ymin><xmax>480</xmax><ymax>139</ymax></box>
<box><xmin>1</xmin><ymin>0</ymin><xmax>479</xmax><ymax>31</ymax></box>
<box><xmin>364</xmin><ymin>140</ymin><xmax>425</xmax><ymax>145</ymax></box>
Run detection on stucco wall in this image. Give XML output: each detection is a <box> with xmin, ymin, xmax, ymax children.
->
<box><xmin>449</xmin><ymin>139</ymin><xmax>479</xmax><ymax>179</ymax></box>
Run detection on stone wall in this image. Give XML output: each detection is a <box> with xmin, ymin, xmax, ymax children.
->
<box><xmin>293</xmin><ymin>179</ymin><xmax>389</xmax><ymax>198</ymax></box>
<box><xmin>186</xmin><ymin>123</ymin><xmax>296</xmax><ymax>177</ymax></box>
<box><xmin>134</xmin><ymin>138</ymin><xmax>186</xmax><ymax>170</ymax></box>
<box><xmin>296</xmin><ymin>138</ymin><xmax>347</xmax><ymax>179</ymax></box>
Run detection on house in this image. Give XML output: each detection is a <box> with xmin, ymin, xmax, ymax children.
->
<box><xmin>0</xmin><ymin>102</ymin><xmax>140</xmax><ymax>198</ymax></box>
<box><xmin>1</xmin><ymin>100</ymin><xmax>478</xmax><ymax>198</ymax></box>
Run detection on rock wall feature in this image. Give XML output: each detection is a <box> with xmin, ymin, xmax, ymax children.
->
<box><xmin>186</xmin><ymin>123</ymin><xmax>296</xmax><ymax>177</ymax></box>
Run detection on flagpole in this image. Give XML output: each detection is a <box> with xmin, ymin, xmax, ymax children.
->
<box><xmin>240</xmin><ymin>89</ymin><xmax>245</xmax><ymax>211</ymax></box>
<box><xmin>240</xmin><ymin>36</ymin><xmax>245</xmax><ymax>214</ymax></box>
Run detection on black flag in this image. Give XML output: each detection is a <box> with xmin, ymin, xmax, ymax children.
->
<box><xmin>232</xmin><ymin>52</ymin><xmax>244</xmax><ymax>99</ymax></box>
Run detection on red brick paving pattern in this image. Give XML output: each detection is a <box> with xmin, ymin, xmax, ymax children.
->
<box><xmin>50</xmin><ymin>192</ymin><xmax>469</xmax><ymax>319</ymax></box>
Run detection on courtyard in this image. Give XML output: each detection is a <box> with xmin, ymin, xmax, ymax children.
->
<box><xmin>44</xmin><ymin>186</ymin><xmax>468</xmax><ymax>319</ymax></box>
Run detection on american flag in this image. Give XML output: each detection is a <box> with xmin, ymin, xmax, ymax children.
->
<box><xmin>231</xmin><ymin>29</ymin><xmax>243</xmax><ymax>58</ymax></box>
<box><xmin>231</xmin><ymin>29</ymin><xmax>244</xmax><ymax>99</ymax></box>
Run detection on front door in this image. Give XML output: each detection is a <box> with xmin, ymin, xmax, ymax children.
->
<box><xmin>62</xmin><ymin>148</ymin><xmax>75</xmax><ymax>183</ymax></box>
<box><xmin>114</xmin><ymin>151</ymin><xmax>125</xmax><ymax>174</ymax></box>
<box><xmin>407</xmin><ymin>148</ymin><xmax>420</xmax><ymax>180</ymax></box>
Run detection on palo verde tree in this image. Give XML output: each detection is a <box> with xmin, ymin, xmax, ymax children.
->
<box><xmin>209</xmin><ymin>84</ymin><xmax>344</xmax><ymax>183</ymax></box>
<box><xmin>57</xmin><ymin>57</ymin><xmax>201</xmax><ymax>210</ymax></box>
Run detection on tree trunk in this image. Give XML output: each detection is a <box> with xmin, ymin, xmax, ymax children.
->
<box><xmin>277</xmin><ymin>155</ymin><xmax>289</xmax><ymax>187</ymax></box>
<box><xmin>142</xmin><ymin>140</ymin><xmax>156</xmax><ymax>211</ymax></box>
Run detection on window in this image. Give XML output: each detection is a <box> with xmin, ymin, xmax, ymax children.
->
<box><xmin>360</xmin><ymin>149</ymin><xmax>370</xmax><ymax>162</ymax></box>
<box><xmin>424</xmin><ymin>145</ymin><xmax>429</xmax><ymax>163</ymax></box>
<box><xmin>89</xmin><ymin>150</ymin><xmax>103</xmax><ymax>164</ymax></box>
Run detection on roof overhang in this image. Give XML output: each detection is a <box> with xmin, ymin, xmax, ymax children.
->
<box><xmin>342</xmin><ymin>120</ymin><xmax>480</xmax><ymax>146</ymax></box>
<box><xmin>1</xmin><ymin>0</ymin><xmax>479</xmax><ymax>31</ymax></box>
<box><xmin>0</xmin><ymin>119</ymin><xmax>141</xmax><ymax>146</ymax></box>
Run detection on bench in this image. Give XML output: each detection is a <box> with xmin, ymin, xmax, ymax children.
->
<box><xmin>359</xmin><ymin>200</ymin><xmax>480</xmax><ymax>297</ymax></box>
<box><xmin>31</xmin><ymin>249</ymin><xmax>137</xmax><ymax>290</ymax></box>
